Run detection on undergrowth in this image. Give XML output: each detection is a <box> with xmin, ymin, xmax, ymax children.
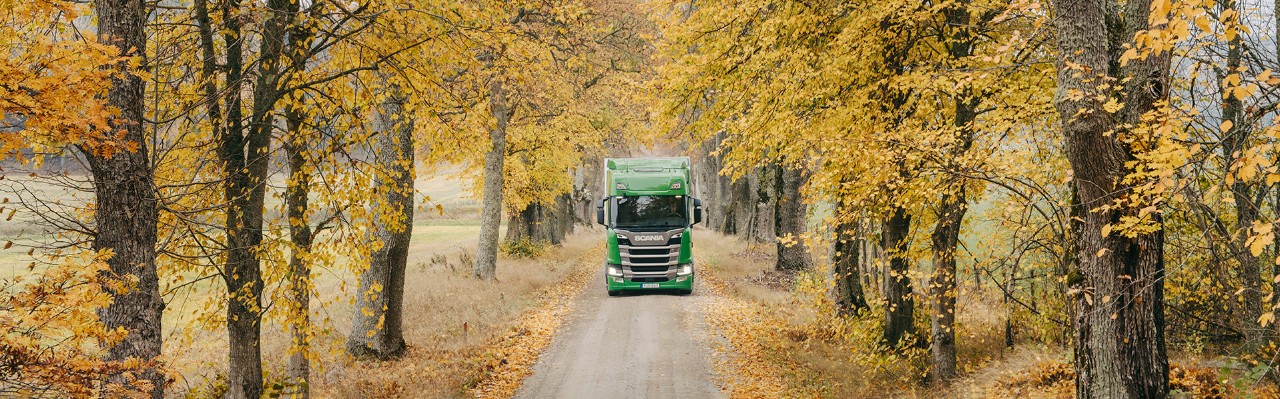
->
<box><xmin>500</xmin><ymin>237</ymin><xmax>548</xmax><ymax>258</ymax></box>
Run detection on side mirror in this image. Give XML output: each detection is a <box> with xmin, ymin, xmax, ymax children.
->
<box><xmin>693</xmin><ymin>198</ymin><xmax>703</xmax><ymax>225</ymax></box>
<box><xmin>595</xmin><ymin>197</ymin><xmax>607</xmax><ymax>225</ymax></box>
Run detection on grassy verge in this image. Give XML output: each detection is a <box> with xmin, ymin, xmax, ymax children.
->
<box><xmin>697</xmin><ymin>230</ymin><xmax>1280</xmax><ymax>398</ymax></box>
<box><xmin>309</xmin><ymin>229</ymin><xmax>599</xmax><ymax>399</ymax></box>
<box><xmin>164</xmin><ymin>225</ymin><xmax>598</xmax><ymax>398</ymax></box>
<box><xmin>468</xmin><ymin>238</ymin><xmax>597</xmax><ymax>398</ymax></box>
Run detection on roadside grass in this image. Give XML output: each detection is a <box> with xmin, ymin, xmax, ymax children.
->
<box><xmin>0</xmin><ymin>171</ymin><xmax>577</xmax><ymax>398</ymax></box>
<box><xmin>468</xmin><ymin>235</ymin><xmax>597</xmax><ymax>398</ymax></box>
<box><xmin>696</xmin><ymin>230</ymin><xmax>1280</xmax><ymax>398</ymax></box>
<box><xmin>697</xmin><ymin>231</ymin><xmax>923</xmax><ymax>397</ymax></box>
<box><xmin>311</xmin><ymin>228</ymin><xmax>599</xmax><ymax>399</ymax></box>
<box><xmin>165</xmin><ymin>225</ymin><xmax>598</xmax><ymax>398</ymax></box>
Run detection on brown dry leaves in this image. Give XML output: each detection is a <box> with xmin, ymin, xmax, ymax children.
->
<box><xmin>468</xmin><ymin>256</ymin><xmax>595</xmax><ymax>398</ymax></box>
<box><xmin>701</xmin><ymin>271</ymin><xmax>791</xmax><ymax>398</ymax></box>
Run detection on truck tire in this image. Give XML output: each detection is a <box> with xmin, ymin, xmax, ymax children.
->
<box><xmin>608</xmin><ymin>290</ymin><xmax>620</xmax><ymax>297</ymax></box>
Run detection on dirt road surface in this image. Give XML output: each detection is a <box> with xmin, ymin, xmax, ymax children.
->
<box><xmin>513</xmin><ymin>274</ymin><xmax>724</xmax><ymax>399</ymax></box>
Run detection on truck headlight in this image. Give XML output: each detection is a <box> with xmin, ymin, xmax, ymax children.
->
<box><xmin>607</xmin><ymin>265</ymin><xmax>623</xmax><ymax>277</ymax></box>
<box><xmin>677</xmin><ymin>264</ymin><xmax>693</xmax><ymax>276</ymax></box>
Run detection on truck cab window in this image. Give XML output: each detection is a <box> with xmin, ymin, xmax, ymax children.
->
<box><xmin>612</xmin><ymin>195</ymin><xmax>687</xmax><ymax>229</ymax></box>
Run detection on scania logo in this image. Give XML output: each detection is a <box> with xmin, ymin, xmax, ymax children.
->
<box><xmin>633</xmin><ymin>234</ymin><xmax>664</xmax><ymax>242</ymax></box>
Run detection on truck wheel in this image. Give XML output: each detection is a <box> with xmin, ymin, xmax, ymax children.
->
<box><xmin>608</xmin><ymin>290</ymin><xmax>620</xmax><ymax>297</ymax></box>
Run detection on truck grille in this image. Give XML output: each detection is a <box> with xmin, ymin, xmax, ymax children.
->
<box><xmin>614</xmin><ymin>229</ymin><xmax>684</xmax><ymax>279</ymax></box>
<box><xmin>628</xmin><ymin>257</ymin><xmax>669</xmax><ymax>265</ymax></box>
<box><xmin>629</xmin><ymin>265</ymin><xmax>670</xmax><ymax>273</ymax></box>
<box><xmin>619</xmin><ymin>244</ymin><xmax>679</xmax><ymax>267</ymax></box>
<box><xmin>629</xmin><ymin>247</ymin><xmax>670</xmax><ymax>256</ymax></box>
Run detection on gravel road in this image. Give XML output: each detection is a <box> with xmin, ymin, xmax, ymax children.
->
<box><xmin>513</xmin><ymin>274</ymin><xmax>724</xmax><ymax>399</ymax></box>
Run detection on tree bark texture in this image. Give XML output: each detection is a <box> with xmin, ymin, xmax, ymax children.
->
<box><xmin>282</xmin><ymin>8</ymin><xmax>321</xmax><ymax>396</ymax></box>
<box><xmin>693</xmin><ymin>132</ymin><xmax>733</xmax><ymax>232</ymax></box>
<box><xmin>348</xmin><ymin>90</ymin><xmax>414</xmax><ymax>359</ymax></box>
<box><xmin>574</xmin><ymin>161</ymin><xmax>603</xmax><ymax>225</ymax></box>
<box><xmin>929</xmin><ymin>191</ymin><xmax>967</xmax><ymax>383</ymax></box>
<box><xmin>748</xmin><ymin>167</ymin><xmax>776</xmax><ymax>243</ymax></box>
<box><xmin>774</xmin><ymin>166</ymin><xmax>810</xmax><ymax>271</ymax></box>
<box><xmin>284</xmin><ymin>111</ymin><xmax>313</xmax><ymax>396</ymax></box>
<box><xmin>220</xmin><ymin>0</ymin><xmax>294</xmax><ymax>395</ymax></box>
<box><xmin>929</xmin><ymin>3</ymin><xmax>980</xmax><ymax>381</ymax></box>
<box><xmin>89</xmin><ymin>0</ymin><xmax>164</xmax><ymax>396</ymax></box>
<box><xmin>474</xmin><ymin>77</ymin><xmax>510</xmax><ymax>280</ymax></box>
<box><xmin>505</xmin><ymin>194</ymin><xmax>573</xmax><ymax>246</ymax></box>
<box><xmin>833</xmin><ymin>214</ymin><xmax>869</xmax><ymax>316</ymax></box>
<box><xmin>1052</xmin><ymin>0</ymin><xmax>1171</xmax><ymax>396</ymax></box>
<box><xmin>1217</xmin><ymin>0</ymin><xmax>1264</xmax><ymax>342</ymax></box>
<box><xmin>882</xmin><ymin>207</ymin><xmax>915</xmax><ymax>347</ymax></box>
<box><xmin>724</xmin><ymin>176</ymin><xmax>750</xmax><ymax>235</ymax></box>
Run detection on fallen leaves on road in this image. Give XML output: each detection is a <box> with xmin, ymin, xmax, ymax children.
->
<box><xmin>468</xmin><ymin>256</ymin><xmax>595</xmax><ymax>399</ymax></box>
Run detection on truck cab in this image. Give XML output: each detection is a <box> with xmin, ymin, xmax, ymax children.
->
<box><xmin>596</xmin><ymin>157</ymin><xmax>702</xmax><ymax>296</ymax></box>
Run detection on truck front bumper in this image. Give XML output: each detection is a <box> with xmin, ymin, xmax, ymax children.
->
<box><xmin>604</xmin><ymin>264</ymin><xmax>693</xmax><ymax>292</ymax></box>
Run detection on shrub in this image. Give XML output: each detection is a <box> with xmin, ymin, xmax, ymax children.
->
<box><xmin>500</xmin><ymin>238</ymin><xmax>547</xmax><ymax>258</ymax></box>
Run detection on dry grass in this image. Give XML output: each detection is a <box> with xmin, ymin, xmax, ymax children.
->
<box><xmin>0</xmin><ymin>172</ymin><xmax>588</xmax><ymax>398</ymax></box>
<box><xmin>468</xmin><ymin>241</ymin><xmax>597</xmax><ymax>398</ymax></box>
<box><xmin>696</xmin><ymin>230</ymin><xmax>1280</xmax><ymax>399</ymax></box>
<box><xmin>310</xmin><ymin>229</ymin><xmax>599</xmax><ymax>399</ymax></box>
<box><xmin>698</xmin><ymin>231</ymin><xmax>926</xmax><ymax>397</ymax></box>
<box><xmin>164</xmin><ymin>226</ymin><xmax>600</xmax><ymax>398</ymax></box>
<box><xmin>312</xmin><ymin>227</ymin><xmax>601</xmax><ymax>399</ymax></box>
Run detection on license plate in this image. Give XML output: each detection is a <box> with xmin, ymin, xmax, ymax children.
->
<box><xmin>642</xmin><ymin>283</ymin><xmax>659</xmax><ymax>289</ymax></box>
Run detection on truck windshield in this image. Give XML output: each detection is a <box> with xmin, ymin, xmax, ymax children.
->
<box><xmin>612</xmin><ymin>195</ymin><xmax>687</xmax><ymax>229</ymax></box>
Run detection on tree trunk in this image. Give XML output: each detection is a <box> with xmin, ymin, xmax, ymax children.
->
<box><xmin>1052</xmin><ymin>0</ymin><xmax>1170</xmax><ymax>396</ymax></box>
<box><xmin>749</xmin><ymin>167</ymin><xmax>776</xmax><ymax>243</ymax></box>
<box><xmin>507</xmin><ymin>195</ymin><xmax>573</xmax><ymax>247</ymax></box>
<box><xmin>929</xmin><ymin>191</ymin><xmax>967</xmax><ymax>383</ymax></box>
<box><xmin>834</xmin><ymin>214</ymin><xmax>869</xmax><ymax>316</ymax></box>
<box><xmin>1218</xmin><ymin>0</ymin><xmax>1264</xmax><ymax>342</ymax></box>
<box><xmin>89</xmin><ymin>0</ymin><xmax>163</xmax><ymax>396</ymax></box>
<box><xmin>575</xmin><ymin>160</ymin><xmax>604</xmax><ymax>225</ymax></box>
<box><xmin>474</xmin><ymin>76</ymin><xmax>510</xmax><ymax>280</ymax></box>
<box><xmin>775</xmin><ymin>166</ymin><xmax>810</xmax><ymax>271</ymax></box>
<box><xmin>929</xmin><ymin>3</ymin><xmax>980</xmax><ymax>380</ymax></box>
<box><xmin>282</xmin><ymin>7</ymin><xmax>320</xmax><ymax>395</ymax></box>
<box><xmin>221</xmin><ymin>0</ymin><xmax>294</xmax><ymax>395</ymax></box>
<box><xmin>555</xmin><ymin>193</ymin><xmax>572</xmax><ymax>243</ymax></box>
<box><xmin>284</xmin><ymin>112</ymin><xmax>312</xmax><ymax>396</ymax></box>
<box><xmin>882</xmin><ymin>207</ymin><xmax>914</xmax><ymax>347</ymax></box>
<box><xmin>347</xmin><ymin>90</ymin><xmax>414</xmax><ymax>359</ymax></box>
<box><xmin>694</xmin><ymin>132</ymin><xmax>732</xmax><ymax>232</ymax></box>
<box><xmin>725</xmin><ymin>175</ymin><xmax>750</xmax><ymax>235</ymax></box>
<box><xmin>506</xmin><ymin>205</ymin><xmax>534</xmax><ymax>244</ymax></box>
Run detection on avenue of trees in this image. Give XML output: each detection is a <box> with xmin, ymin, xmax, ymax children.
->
<box><xmin>5</xmin><ymin>0</ymin><xmax>1280</xmax><ymax>397</ymax></box>
<box><xmin>2</xmin><ymin>0</ymin><xmax>647</xmax><ymax>397</ymax></box>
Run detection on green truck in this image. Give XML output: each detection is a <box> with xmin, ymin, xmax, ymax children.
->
<box><xmin>595</xmin><ymin>157</ymin><xmax>703</xmax><ymax>296</ymax></box>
